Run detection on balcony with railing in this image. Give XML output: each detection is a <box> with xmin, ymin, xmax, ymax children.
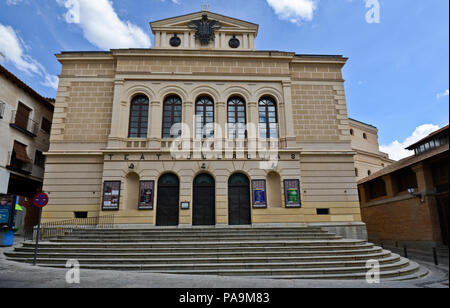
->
<box><xmin>9</xmin><ymin>110</ymin><xmax>39</xmax><ymax>137</ymax></box>
<box><xmin>6</xmin><ymin>150</ymin><xmax>33</xmax><ymax>175</ymax></box>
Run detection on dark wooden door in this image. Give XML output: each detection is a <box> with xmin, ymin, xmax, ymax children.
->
<box><xmin>156</xmin><ymin>174</ymin><xmax>179</xmax><ymax>226</ymax></box>
<box><xmin>193</xmin><ymin>174</ymin><xmax>215</xmax><ymax>226</ymax></box>
<box><xmin>228</xmin><ymin>174</ymin><xmax>251</xmax><ymax>225</ymax></box>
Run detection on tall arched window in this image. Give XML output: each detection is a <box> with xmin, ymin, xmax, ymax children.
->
<box><xmin>195</xmin><ymin>96</ymin><xmax>214</xmax><ymax>139</ymax></box>
<box><xmin>227</xmin><ymin>96</ymin><xmax>247</xmax><ymax>139</ymax></box>
<box><xmin>162</xmin><ymin>95</ymin><xmax>182</xmax><ymax>138</ymax></box>
<box><xmin>259</xmin><ymin>96</ymin><xmax>278</xmax><ymax>139</ymax></box>
<box><xmin>128</xmin><ymin>95</ymin><xmax>149</xmax><ymax>138</ymax></box>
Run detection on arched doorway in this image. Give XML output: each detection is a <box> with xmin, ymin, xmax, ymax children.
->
<box><xmin>228</xmin><ymin>173</ymin><xmax>251</xmax><ymax>225</ymax></box>
<box><xmin>193</xmin><ymin>173</ymin><xmax>215</xmax><ymax>226</ymax></box>
<box><xmin>156</xmin><ymin>173</ymin><xmax>179</xmax><ymax>226</ymax></box>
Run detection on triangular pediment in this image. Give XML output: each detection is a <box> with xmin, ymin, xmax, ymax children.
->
<box><xmin>150</xmin><ymin>11</ymin><xmax>259</xmax><ymax>34</ymax></box>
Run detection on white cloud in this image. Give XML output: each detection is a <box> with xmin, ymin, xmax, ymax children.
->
<box><xmin>266</xmin><ymin>0</ymin><xmax>317</xmax><ymax>24</ymax></box>
<box><xmin>56</xmin><ymin>0</ymin><xmax>151</xmax><ymax>50</ymax></box>
<box><xmin>0</xmin><ymin>23</ymin><xmax>59</xmax><ymax>89</ymax></box>
<box><xmin>437</xmin><ymin>89</ymin><xmax>449</xmax><ymax>99</ymax></box>
<box><xmin>6</xmin><ymin>0</ymin><xmax>23</xmax><ymax>5</ymax></box>
<box><xmin>380</xmin><ymin>124</ymin><xmax>440</xmax><ymax>161</ymax></box>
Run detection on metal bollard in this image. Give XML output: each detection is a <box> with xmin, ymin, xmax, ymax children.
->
<box><xmin>433</xmin><ymin>247</ymin><xmax>439</xmax><ymax>266</ymax></box>
<box><xmin>403</xmin><ymin>245</ymin><xmax>408</xmax><ymax>258</ymax></box>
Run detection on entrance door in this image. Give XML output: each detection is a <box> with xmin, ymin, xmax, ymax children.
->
<box><xmin>193</xmin><ymin>174</ymin><xmax>215</xmax><ymax>226</ymax></box>
<box><xmin>156</xmin><ymin>174</ymin><xmax>179</xmax><ymax>226</ymax></box>
<box><xmin>228</xmin><ymin>173</ymin><xmax>251</xmax><ymax>225</ymax></box>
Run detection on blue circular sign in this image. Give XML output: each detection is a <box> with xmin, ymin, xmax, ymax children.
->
<box><xmin>34</xmin><ymin>193</ymin><xmax>49</xmax><ymax>208</ymax></box>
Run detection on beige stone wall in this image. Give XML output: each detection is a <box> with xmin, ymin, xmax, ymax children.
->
<box><xmin>349</xmin><ymin>119</ymin><xmax>394</xmax><ymax>181</ymax></box>
<box><xmin>42</xmin><ymin>155</ymin><xmax>103</xmax><ymax>221</ymax></box>
<box><xmin>115</xmin><ymin>56</ymin><xmax>290</xmax><ymax>76</ymax></box>
<box><xmin>291</xmin><ymin>84</ymin><xmax>349</xmax><ymax>142</ymax></box>
<box><xmin>300</xmin><ymin>154</ymin><xmax>361</xmax><ymax>223</ymax></box>
<box><xmin>53</xmin><ymin>81</ymin><xmax>114</xmax><ymax>142</ymax></box>
<box><xmin>290</xmin><ymin>63</ymin><xmax>343</xmax><ymax>81</ymax></box>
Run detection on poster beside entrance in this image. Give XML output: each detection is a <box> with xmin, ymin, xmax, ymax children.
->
<box><xmin>252</xmin><ymin>180</ymin><xmax>267</xmax><ymax>208</ymax></box>
<box><xmin>284</xmin><ymin>179</ymin><xmax>301</xmax><ymax>208</ymax></box>
<box><xmin>102</xmin><ymin>181</ymin><xmax>121</xmax><ymax>211</ymax></box>
<box><xmin>138</xmin><ymin>181</ymin><xmax>154</xmax><ymax>210</ymax></box>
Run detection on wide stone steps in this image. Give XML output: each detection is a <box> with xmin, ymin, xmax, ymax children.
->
<box><xmin>6</xmin><ymin>250</ymin><xmax>391</xmax><ymax>265</ymax></box>
<box><xmin>5</xmin><ymin>227</ymin><xmax>426</xmax><ymax>280</ymax></box>
<box><xmin>52</xmin><ymin>235</ymin><xmax>340</xmax><ymax>243</ymax></box>
<box><xmin>7</xmin><ymin>247</ymin><xmax>383</xmax><ymax>259</ymax></box>
<box><xmin>21</xmin><ymin>239</ymin><xmax>367</xmax><ymax>249</ymax></box>
<box><xmin>15</xmin><ymin>253</ymin><xmax>400</xmax><ymax>269</ymax></box>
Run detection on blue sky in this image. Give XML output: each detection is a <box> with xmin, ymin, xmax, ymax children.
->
<box><xmin>0</xmin><ymin>0</ymin><xmax>448</xmax><ymax>160</ymax></box>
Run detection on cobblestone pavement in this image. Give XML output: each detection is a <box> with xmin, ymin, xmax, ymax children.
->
<box><xmin>0</xmin><ymin>242</ymin><xmax>448</xmax><ymax>288</ymax></box>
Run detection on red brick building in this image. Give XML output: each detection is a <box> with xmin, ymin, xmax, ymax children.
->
<box><xmin>358</xmin><ymin>125</ymin><xmax>449</xmax><ymax>247</ymax></box>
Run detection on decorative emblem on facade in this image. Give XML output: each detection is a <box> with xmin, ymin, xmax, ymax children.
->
<box><xmin>189</xmin><ymin>14</ymin><xmax>221</xmax><ymax>46</ymax></box>
<box><xmin>229</xmin><ymin>35</ymin><xmax>240</xmax><ymax>49</ymax></box>
<box><xmin>170</xmin><ymin>34</ymin><xmax>181</xmax><ymax>47</ymax></box>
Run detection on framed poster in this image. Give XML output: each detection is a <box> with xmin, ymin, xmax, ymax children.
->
<box><xmin>180</xmin><ymin>202</ymin><xmax>190</xmax><ymax>210</ymax></box>
<box><xmin>139</xmin><ymin>181</ymin><xmax>154</xmax><ymax>210</ymax></box>
<box><xmin>252</xmin><ymin>180</ymin><xmax>267</xmax><ymax>208</ymax></box>
<box><xmin>102</xmin><ymin>181</ymin><xmax>121</xmax><ymax>211</ymax></box>
<box><xmin>284</xmin><ymin>179</ymin><xmax>301</xmax><ymax>208</ymax></box>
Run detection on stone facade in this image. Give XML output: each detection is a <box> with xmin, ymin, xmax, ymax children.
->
<box><xmin>349</xmin><ymin>119</ymin><xmax>394</xmax><ymax>181</ymax></box>
<box><xmin>42</xmin><ymin>11</ymin><xmax>365</xmax><ymax>238</ymax></box>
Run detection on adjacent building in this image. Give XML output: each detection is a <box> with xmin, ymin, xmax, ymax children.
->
<box><xmin>358</xmin><ymin>125</ymin><xmax>449</xmax><ymax>247</ymax></box>
<box><xmin>0</xmin><ymin>64</ymin><xmax>55</xmax><ymax>230</ymax></box>
<box><xmin>349</xmin><ymin>118</ymin><xmax>394</xmax><ymax>181</ymax></box>
<box><xmin>41</xmin><ymin>11</ymin><xmax>367</xmax><ymax>238</ymax></box>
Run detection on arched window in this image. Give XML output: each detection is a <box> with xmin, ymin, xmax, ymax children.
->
<box><xmin>162</xmin><ymin>95</ymin><xmax>182</xmax><ymax>138</ymax></box>
<box><xmin>195</xmin><ymin>96</ymin><xmax>214</xmax><ymax>139</ymax></box>
<box><xmin>128</xmin><ymin>95</ymin><xmax>149</xmax><ymax>138</ymax></box>
<box><xmin>258</xmin><ymin>97</ymin><xmax>278</xmax><ymax>139</ymax></box>
<box><xmin>227</xmin><ymin>96</ymin><xmax>247</xmax><ymax>139</ymax></box>
<box><xmin>350</xmin><ymin>129</ymin><xmax>354</xmax><ymax>136</ymax></box>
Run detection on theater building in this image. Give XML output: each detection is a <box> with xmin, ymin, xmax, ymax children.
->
<box><xmin>42</xmin><ymin>11</ymin><xmax>366</xmax><ymax>238</ymax></box>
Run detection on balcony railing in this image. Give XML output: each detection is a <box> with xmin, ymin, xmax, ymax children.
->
<box><xmin>9</xmin><ymin>110</ymin><xmax>39</xmax><ymax>137</ymax></box>
<box><xmin>6</xmin><ymin>151</ymin><xmax>33</xmax><ymax>175</ymax></box>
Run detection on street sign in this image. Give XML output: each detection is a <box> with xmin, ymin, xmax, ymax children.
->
<box><xmin>33</xmin><ymin>193</ymin><xmax>49</xmax><ymax>208</ymax></box>
<box><xmin>32</xmin><ymin>192</ymin><xmax>49</xmax><ymax>266</ymax></box>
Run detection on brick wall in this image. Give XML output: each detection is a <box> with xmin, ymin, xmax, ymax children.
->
<box><xmin>361</xmin><ymin>199</ymin><xmax>437</xmax><ymax>242</ymax></box>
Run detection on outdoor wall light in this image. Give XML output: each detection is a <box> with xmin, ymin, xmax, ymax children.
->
<box><xmin>408</xmin><ymin>188</ymin><xmax>424</xmax><ymax>203</ymax></box>
<box><xmin>129</xmin><ymin>163</ymin><xmax>135</xmax><ymax>170</ymax></box>
<box><xmin>201</xmin><ymin>163</ymin><xmax>206</xmax><ymax>169</ymax></box>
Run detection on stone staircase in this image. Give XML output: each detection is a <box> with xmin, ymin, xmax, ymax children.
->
<box><xmin>4</xmin><ymin>227</ymin><xmax>428</xmax><ymax>280</ymax></box>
